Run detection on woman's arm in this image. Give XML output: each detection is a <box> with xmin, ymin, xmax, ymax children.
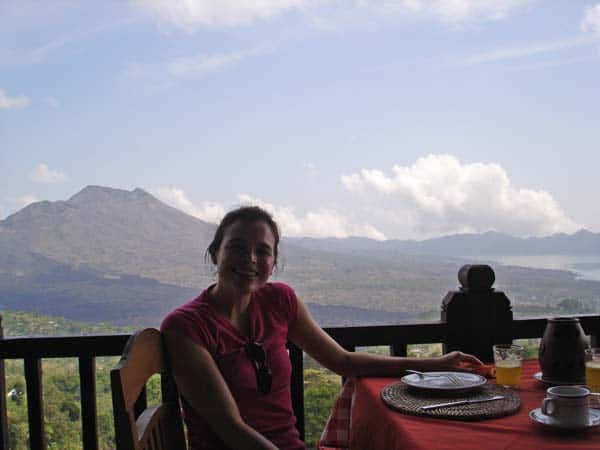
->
<box><xmin>288</xmin><ymin>299</ymin><xmax>482</xmax><ymax>377</ymax></box>
<box><xmin>162</xmin><ymin>331</ymin><xmax>278</xmax><ymax>450</ymax></box>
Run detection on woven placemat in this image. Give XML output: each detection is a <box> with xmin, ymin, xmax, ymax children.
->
<box><xmin>381</xmin><ymin>382</ymin><xmax>521</xmax><ymax>421</ymax></box>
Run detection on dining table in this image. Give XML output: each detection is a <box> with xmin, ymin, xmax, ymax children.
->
<box><xmin>318</xmin><ymin>359</ymin><xmax>600</xmax><ymax>450</ymax></box>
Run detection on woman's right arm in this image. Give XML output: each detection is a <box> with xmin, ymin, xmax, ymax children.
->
<box><xmin>162</xmin><ymin>331</ymin><xmax>278</xmax><ymax>450</ymax></box>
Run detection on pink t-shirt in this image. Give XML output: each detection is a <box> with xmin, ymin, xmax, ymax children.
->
<box><xmin>161</xmin><ymin>282</ymin><xmax>305</xmax><ymax>450</ymax></box>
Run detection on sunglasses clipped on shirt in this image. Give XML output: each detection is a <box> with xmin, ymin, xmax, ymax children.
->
<box><xmin>245</xmin><ymin>341</ymin><xmax>273</xmax><ymax>395</ymax></box>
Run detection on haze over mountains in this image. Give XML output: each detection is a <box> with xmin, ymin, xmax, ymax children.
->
<box><xmin>291</xmin><ymin>229</ymin><xmax>600</xmax><ymax>257</ymax></box>
<box><xmin>1</xmin><ymin>186</ymin><xmax>600</xmax><ymax>328</ymax></box>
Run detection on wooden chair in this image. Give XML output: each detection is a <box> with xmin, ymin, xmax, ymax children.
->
<box><xmin>111</xmin><ymin>328</ymin><xmax>187</xmax><ymax>450</ymax></box>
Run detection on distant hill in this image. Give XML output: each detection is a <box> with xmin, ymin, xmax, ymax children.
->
<box><xmin>2</xmin><ymin>185</ymin><xmax>600</xmax><ymax>327</ymax></box>
<box><xmin>290</xmin><ymin>229</ymin><xmax>600</xmax><ymax>257</ymax></box>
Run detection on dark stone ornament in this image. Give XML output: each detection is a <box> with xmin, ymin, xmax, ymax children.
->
<box><xmin>442</xmin><ymin>265</ymin><xmax>513</xmax><ymax>363</ymax></box>
<box><xmin>539</xmin><ymin>317</ymin><xmax>587</xmax><ymax>383</ymax></box>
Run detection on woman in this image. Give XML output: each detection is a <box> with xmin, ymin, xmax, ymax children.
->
<box><xmin>161</xmin><ymin>206</ymin><xmax>482</xmax><ymax>450</ymax></box>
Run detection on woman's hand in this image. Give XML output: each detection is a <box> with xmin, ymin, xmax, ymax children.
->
<box><xmin>425</xmin><ymin>351</ymin><xmax>484</xmax><ymax>371</ymax></box>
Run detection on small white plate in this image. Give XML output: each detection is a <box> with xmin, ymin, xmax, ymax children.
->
<box><xmin>401</xmin><ymin>371</ymin><xmax>487</xmax><ymax>393</ymax></box>
<box><xmin>529</xmin><ymin>408</ymin><xmax>600</xmax><ymax>430</ymax></box>
<box><xmin>533</xmin><ymin>372</ymin><xmax>585</xmax><ymax>386</ymax></box>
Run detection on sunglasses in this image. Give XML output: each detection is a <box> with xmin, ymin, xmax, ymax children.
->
<box><xmin>245</xmin><ymin>341</ymin><xmax>272</xmax><ymax>395</ymax></box>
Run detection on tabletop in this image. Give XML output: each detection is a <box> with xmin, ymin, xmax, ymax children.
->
<box><xmin>319</xmin><ymin>359</ymin><xmax>600</xmax><ymax>450</ymax></box>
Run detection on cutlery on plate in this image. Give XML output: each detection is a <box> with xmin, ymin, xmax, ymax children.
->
<box><xmin>405</xmin><ymin>370</ymin><xmax>462</xmax><ymax>385</ymax></box>
<box><xmin>420</xmin><ymin>395</ymin><xmax>505</xmax><ymax>410</ymax></box>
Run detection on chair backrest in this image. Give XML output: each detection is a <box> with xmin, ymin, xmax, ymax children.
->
<box><xmin>111</xmin><ymin>328</ymin><xmax>187</xmax><ymax>450</ymax></box>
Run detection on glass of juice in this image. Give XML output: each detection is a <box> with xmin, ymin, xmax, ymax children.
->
<box><xmin>585</xmin><ymin>348</ymin><xmax>600</xmax><ymax>393</ymax></box>
<box><xmin>493</xmin><ymin>344</ymin><xmax>524</xmax><ymax>388</ymax></box>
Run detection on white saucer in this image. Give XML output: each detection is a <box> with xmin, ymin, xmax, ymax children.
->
<box><xmin>529</xmin><ymin>408</ymin><xmax>600</xmax><ymax>430</ymax></box>
<box><xmin>533</xmin><ymin>372</ymin><xmax>585</xmax><ymax>386</ymax></box>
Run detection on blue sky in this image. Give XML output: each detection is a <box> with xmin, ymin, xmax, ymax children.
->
<box><xmin>1</xmin><ymin>1</ymin><xmax>600</xmax><ymax>240</ymax></box>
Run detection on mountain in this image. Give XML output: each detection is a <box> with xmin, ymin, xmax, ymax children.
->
<box><xmin>0</xmin><ymin>186</ymin><xmax>439</xmax><ymax>325</ymax></box>
<box><xmin>1</xmin><ymin>185</ymin><xmax>216</xmax><ymax>288</ymax></box>
<box><xmin>290</xmin><ymin>229</ymin><xmax>600</xmax><ymax>257</ymax></box>
<box><xmin>2</xmin><ymin>185</ymin><xmax>600</xmax><ymax>327</ymax></box>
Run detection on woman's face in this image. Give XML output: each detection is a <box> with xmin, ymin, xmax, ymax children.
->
<box><xmin>213</xmin><ymin>219</ymin><xmax>276</xmax><ymax>295</ymax></box>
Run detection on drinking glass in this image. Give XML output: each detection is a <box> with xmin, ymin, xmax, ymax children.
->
<box><xmin>585</xmin><ymin>348</ymin><xmax>600</xmax><ymax>393</ymax></box>
<box><xmin>493</xmin><ymin>344</ymin><xmax>524</xmax><ymax>388</ymax></box>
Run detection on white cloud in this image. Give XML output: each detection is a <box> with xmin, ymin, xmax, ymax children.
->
<box><xmin>503</xmin><ymin>55</ymin><xmax>596</xmax><ymax>72</ymax></box>
<box><xmin>582</xmin><ymin>4</ymin><xmax>600</xmax><ymax>35</ymax></box>
<box><xmin>0</xmin><ymin>89</ymin><xmax>30</xmax><ymax>110</ymax></box>
<box><xmin>1</xmin><ymin>18</ymin><xmax>138</xmax><ymax>68</ymax></box>
<box><xmin>341</xmin><ymin>154</ymin><xmax>580</xmax><ymax>238</ymax></box>
<box><xmin>237</xmin><ymin>194</ymin><xmax>386</xmax><ymax>240</ymax></box>
<box><xmin>43</xmin><ymin>96</ymin><xmax>61</xmax><ymax>108</ymax></box>
<box><xmin>122</xmin><ymin>62</ymin><xmax>174</xmax><ymax>92</ymax></box>
<box><xmin>167</xmin><ymin>47</ymin><xmax>264</xmax><ymax>77</ymax></box>
<box><xmin>0</xmin><ymin>195</ymin><xmax>40</xmax><ymax>219</ymax></box>
<box><xmin>18</xmin><ymin>194</ymin><xmax>40</xmax><ymax>208</ymax></box>
<box><xmin>303</xmin><ymin>162</ymin><xmax>318</xmax><ymax>179</ymax></box>
<box><xmin>23</xmin><ymin>35</ymin><xmax>71</xmax><ymax>66</ymax></box>
<box><xmin>151</xmin><ymin>187</ymin><xmax>385</xmax><ymax>239</ymax></box>
<box><xmin>28</xmin><ymin>164</ymin><xmax>67</xmax><ymax>183</ymax></box>
<box><xmin>361</xmin><ymin>0</ymin><xmax>534</xmax><ymax>24</ymax></box>
<box><xmin>456</xmin><ymin>35</ymin><xmax>597</xmax><ymax>66</ymax></box>
<box><xmin>124</xmin><ymin>47</ymin><xmax>263</xmax><ymax>86</ymax></box>
<box><xmin>152</xmin><ymin>187</ymin><xmax>225</xmax><ymax>223</ymax></box>
<box><xmin>133</xmin><ymin>0</ymin><xmax>532</xmax><ymax>30</ymax></box>
<box><xmin>133</xmin><ymin>0</ymin><xmax>313</xmax><ymax>29</ymax></box>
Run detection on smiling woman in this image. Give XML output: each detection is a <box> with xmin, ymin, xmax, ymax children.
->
<box><xmin>3</xmin><ymin>1</ymin><xmax>600</xmax><ymax>449</ymax></box>
<box><xmin>207</xmin><ymin>206</ymin><xmax>280</xmax><ymax>297</ymax></box>
<box><xmin>160</xmin><ymin>205</ymin><xmax>483</xmax><ymax>450</ymax></box>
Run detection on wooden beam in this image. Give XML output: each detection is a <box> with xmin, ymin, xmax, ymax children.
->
<box><xmin>0</xmin><ymin>334</ymin><xmax>130</xmax><ymax>359</ymax></box>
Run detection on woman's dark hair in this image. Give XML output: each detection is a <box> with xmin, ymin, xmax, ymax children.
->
<box><xmin>207</xmin><ymin>206</ymin><xmax>280</xmax><ymax>264</ymax></box>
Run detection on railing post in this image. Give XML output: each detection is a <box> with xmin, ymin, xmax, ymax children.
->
<box><xmin>25</xmin><ymin>357</ymin><xmax>45</xmax><ymax>450</ymax></box>
<box><xmin>79</xmin><ymin>355</ymin><xmax>98</xmax><ymax>450</ymax></box>
<box><xmin>390</xmin><ymin>343</ymin><xmax>407</xmax><ymax>357</ymax></box>
<box><xmin>0</xmin><ymin>315</ymin><xmax>8</xmax><ymax>450</ymax></box>
<box><xmin>441</xmin><ymin>265</ymin><xmax>513</xmax><ymax>362</ymax></box>
<box><xmin>287</xmin><ymin>342</ymin><xmax>304</xmax><ymax>441</ymax></box>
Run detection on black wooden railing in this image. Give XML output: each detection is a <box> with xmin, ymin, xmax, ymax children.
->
<box><xmin>0</xmin><ymin>334</ymin><xmax>131</xmax><ymax>450</ymax></box>
<box><xmin>0</xmin><ymin>264</ymin><xmax>599</xmax><ymax>449</ymax></box>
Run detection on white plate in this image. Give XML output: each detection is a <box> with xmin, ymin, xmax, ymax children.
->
<box><xmin>401</xmin><ymin>371</ymin><xmax>487</xmax><ymax>393</ymax></box>
<box><xmin>529</xmin><ymin>408</ymin><xmax>600</xmax><ymax>430</ymax></box>
<box><xmin>533</xmin><ymin>372</ymin><xmax>585</xmax><ymax>386</ymax></box>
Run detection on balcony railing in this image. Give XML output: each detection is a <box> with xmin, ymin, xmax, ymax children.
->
<box><xmin>0</xmin><ymin>264</ymin><xmax>599</xmax><ymax>450</ymax></box>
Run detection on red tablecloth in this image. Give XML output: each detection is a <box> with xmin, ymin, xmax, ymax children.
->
<box><xmin>319</xmin><ymin>360</ymin><xmax>600</xmax><ymax>450</ymax></box>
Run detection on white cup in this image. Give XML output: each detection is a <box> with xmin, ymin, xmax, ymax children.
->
<box><xmin>541</xmin><ymin>386</ymin><xmax>591</xmax><ymax>427</ymax></box>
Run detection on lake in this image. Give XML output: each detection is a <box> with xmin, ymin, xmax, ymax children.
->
<box><xmin>472</xmin><ymin>255</ymin><xmax>600</xmax><ymax>282</ymax></box>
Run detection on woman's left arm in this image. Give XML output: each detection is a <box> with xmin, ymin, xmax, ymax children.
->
<box><xmin>288</xmin><ymin>298</ymin><xmax>482</xmax><ymax>377</ymax></box>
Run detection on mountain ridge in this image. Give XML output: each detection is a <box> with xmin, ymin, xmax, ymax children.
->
<box><xmin>289</xmin><ymin>228</ymin><xmax>600</xmax><ymax>256</ymax></box>
<box><xmin>5</xmin><ymin>185</ymin><xmax>598</xmax><ymax>258</ymax></box>
<box><xmin>2</xmin><ymin>185</ymin><xmax>600</xmax><ymax>326</ymax></box>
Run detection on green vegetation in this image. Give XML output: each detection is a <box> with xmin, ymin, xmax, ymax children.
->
<box><xmin>2</xmin><ymin>311</ymin><xmax>133</xmax><ymax>336</ymax></box>
<box><xmin>303</xmin><ymin>369</ymin><xmax>341</xmax><ymax>447</ymax></box>
<box><xmin>2</xmin><ymin>311</ymin><xmax>136</xmax><ymax>449</ymax></box>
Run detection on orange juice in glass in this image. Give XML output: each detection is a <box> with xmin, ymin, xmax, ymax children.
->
<box><xmin>493</xmin><ymin>344</ymin><xmax>524</xmax><ymax>388</ymax></box>
<box><xmin>585</xmin><ymin>348</ymin><xmax>600</xmax><ymax>393</ymax></box>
